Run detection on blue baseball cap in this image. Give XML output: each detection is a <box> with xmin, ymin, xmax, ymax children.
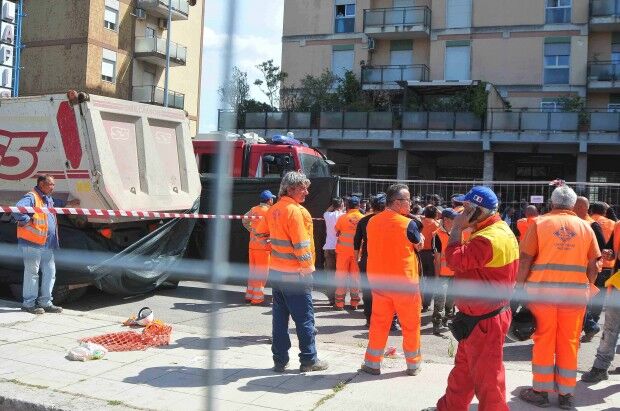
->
<box><xmin>442</xmin><ymin>208</ymin><xmax>458</xmax><ymax>219</ymax></box>
<box><xmin>348</xmin><ymin>196</ymin><xmax>360</xmax><ymax>207</ymax></box>
<box><xmin>455</xmin><ymin>186</ymin><xmax>498</xmax><ymax>210</ymax></box>
<box><xmin>260</xmin><ymin>190</ymin><xmax>276</xmax><ymax>202</ymax></box>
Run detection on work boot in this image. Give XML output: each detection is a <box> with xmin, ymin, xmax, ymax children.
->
<box><xmin>40</xmin><ymin>304</ymin><xmax>63</xmax><ymax>313</ymax></box>
<box><xmin>558</xmin><ymin>394</ymin><xmax>574</xmax><ymax>410</ymax></box>
<box><xmin>334</xmin><ymin>305</ymin><xmax>344</xmax><ymax>311</ymax></box>
<box><xmin>21</xmin><ymin>306</ymin><xmax>44</xmax><ymax>315</ymax></box>
<box><xmin>519</xmin><ymin>388</ymin><xmax>550</xmax><ymax>408</ymax></box>
<box><xmin>360</xmin><ymin>364</ymin><xmax>380</xmax><ymax>375</ymax></box>
<box><xmin>273</xmin><ymin>362</ymin><xmax>289</xmax><ymax>373</ymax></box>
<box><xmin>405</xmin><ymin>367</ymin><xmax>421</xmax><ymax>376</ymax></box>
<box><xmin>581</xmin><ymin>328</ymin><xmax>600</xmax><ymax>343</ymax></box>
<box><xmin>347</xmin><ymin>305</ymin><xmax>358</xmax><ymax>311</ymax></box>
<box><xmin>432</xmin><ymin>323</ymin><xmax>446</xmax><ymax>336</ymax></box>
<box><xmin>581</xmin><ymin>367</ymin><xmax>608</xmax><ymax>383</ymax></box>
<box><xmin>300</xmin><ymin>360</ymin><xmax>328</xmax><ymax>372</ymax></box>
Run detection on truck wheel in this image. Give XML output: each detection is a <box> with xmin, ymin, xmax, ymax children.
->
<box><xmin>8</xmin><ymin>284</ymin><xmax>88</xmax><ymax>305</ymax></box>
<box><xmin>158</xmin><ymin>280</ymin><xmax>180</xmax><ymax>290</ymax></box>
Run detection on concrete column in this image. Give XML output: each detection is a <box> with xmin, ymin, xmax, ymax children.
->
<box><xmin>483</xmin><ymin>151</ymin><xmax>494</xmax><ymax>183</ymax></box>
<box><xmin>576</xmin><ymin>153</ymin><xmax>587</xmax><ymax>183</ymax></box>
<box><xmin>397</xmin><ymin>149</ymin><xmax>408</xmax><ymax>180</ymax></box>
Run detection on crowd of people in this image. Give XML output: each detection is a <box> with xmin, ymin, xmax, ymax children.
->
<box><xmin>240</xmin><ymin>172</ymin><xmax>620</xmax><ymax>410</ymax></box>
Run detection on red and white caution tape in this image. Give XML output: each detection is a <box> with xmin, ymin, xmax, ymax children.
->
<box><xmin>0</xmin><ymin>205</ymin><xmax>325</xmax><ymax>221</ymax></box>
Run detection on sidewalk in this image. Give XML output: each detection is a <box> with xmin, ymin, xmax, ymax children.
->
<box><xmin>0</xmin><ymin>298</ymin><xmax>619</xmax><ymax>411</ymax></box>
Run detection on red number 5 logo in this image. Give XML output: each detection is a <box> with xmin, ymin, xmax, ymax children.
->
<box><xmin>0</xmin><ymin>130</ymin><xmax>48</xmax><ymax>180</ymax></box>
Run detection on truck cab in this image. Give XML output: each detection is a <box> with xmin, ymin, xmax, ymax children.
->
<box><xmin>193</xmin><ymin>133</ymin><xmax>333</xmax><ymax>178</ymax></box>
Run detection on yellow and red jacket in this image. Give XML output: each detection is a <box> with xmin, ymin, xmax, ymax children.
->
<box><xmin>255</xmin><ymin>196</ymin><xmax>314</xmax><ymax>275</ymax></box>
<box><xmin>335</xmin><ymin>209</ymin><xmax>364</xmax><ymax>256</ymax></box>
<box><xmin>243</xmin><ymin>203</ymin><xmax>271</xmax><ymax>251</ymax></box>
<box><xmin>446</xmin><ymin>215</ymin><xmax>519</xmax><ymax>316</ymax></box>
<box><xmin>16</xmin><ymin>191</ymin><xmax>48</xmax><ymax>246</ymax></box>
<box><xmin>592</xmin><ymin>213</ymin><xmax>615</xmax><ymax>269</ymax></box>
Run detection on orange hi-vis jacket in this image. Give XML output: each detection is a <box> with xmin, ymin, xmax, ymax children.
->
<box><xmin>517</xmin><ymin>217</ymin><xmax>537</xmax><ymax>241</ymax></box>
<box><xmin>16</xmin><ymin>191</ymin><xmax>48</xmax><ymax>246</ymax></box>
<box><xmin>256</xmin><ymin>196</ymin><xmax>314</xmax><ymax>275</ymax></box>
<box><xmin>592</xmin><ymin>213</ymin><xmax>615</xmax><ymax>269</ymax></box>
<box><xmin>301</xmin><ymin>206</ymin><xmax>316</xmax><ymax>266</ymax></box>
<box><xmin>522</xmin><ymin>210</ymin><xmax>600</xmax><ymax>304</ymax></box>
<box><xmin>243</xmin><ymin>203</ymin><xmax>271</xmax><ymax>251</ymax></box>
<box><xmin>367</xmin><ymin>209</ymin><xmax>420</xmax><ymax>288</ymax></box>
<box><xmin>421</xmin><ymin>217</ymin><xmax>439</xmax><ymax>251</ymax></box>
<box><xmin>435</xmin><ymin>228</ymin><xmax>454</xmax><ymax>277</ymax></box>
<box><xmin>335</xmin><ymin>209</ymin><xmax>364</xmax><ymax>256</ymax></box>
<box><xmin>614</xmin><ymin>221</ymin><xmax>620</xmax><ymax>259</ymax></box>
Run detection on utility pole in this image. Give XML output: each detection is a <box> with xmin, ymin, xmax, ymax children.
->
<box><xmin>163</xmin><ymin>0</ymin><xmax>172</xmax><ymax>107</ymax></box>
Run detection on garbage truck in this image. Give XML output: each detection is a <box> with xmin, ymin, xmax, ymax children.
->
<box><xmin>0</xmin><ymin>91</ymin><xmax>201</xmax><ymax>301</ymax></box>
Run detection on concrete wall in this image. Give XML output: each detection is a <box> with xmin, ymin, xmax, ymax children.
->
<box><xmin>589</xmin><ymin>32</ymin><xmax>612</xmax><ymax>60</ymax></box>
<box><xmin>85</xmin><ymin>44</ymin><xmax>132</xmax><ymax>100</ymax></box>
<box><xmin>473</xmin><ymin>0</ymin><xmax>544</xmax><ymax>27</ymax></box>
<box><xmin>570</xmin><ymin>36</ymin><xmax>588</xmax><ymax>86</ymax></box>
<box><xmin>586</xmin><ymin>93</ymin><xmax>610</xmax><ymax>109</ymax></box>
<box><xmin>282</xmin><ymin>42</ymin><xmax>335</xmax><ymax>86</ymax></box>
<box><xmin>20</xmin><ymin>44</ymin><xmax>88</xmax><ymax>95</ymax></box>
<box><xmin>472</xmin><ymin>37</ymin><xmax>543</xmax><ymax>85</ymax></box>
<box><xmin>284</xmin><ymin>0</ymin><xmax>339</xmax><ymax>36</ymax></box>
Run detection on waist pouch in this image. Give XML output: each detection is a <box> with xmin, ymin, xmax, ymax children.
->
<box><xmin>448</xmin><ymin>305</ymin><xmax>509</xmax><ymax>341</ymax></box>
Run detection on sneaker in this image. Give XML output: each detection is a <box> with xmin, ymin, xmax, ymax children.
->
<box><xmin>334</xmin><ymin>305</ymin><xmax>344</xmax><ymax>311</ymax></box>
<box><xmin>519</xmin><ymin>388</ymin><xmax>550</xmax><ymax>408</ymax></box>
<box><xmin>558</xmin><ymin>394</ymin><xmax>574</xmax><ymax>410</ymax></box>
<box><xmin>360</xmin><ymin>364</ymin><xmax>380</xmax><ymax>375</ymax></box>
<box><xmin>405</xmin><ymin>367</ymin><xmax>421</xmax><ymax>376</ymax></box>
<box><xmin>273</xmin><ymin>362</ymin><xmax>289</xmax><ymax>373</ymax></box>
<box><xmin>21</xmin><ymin>306</ymin><xmax>44</xmax><ymax>315</ymax></box>
<box><xmin>581</xmin><ymin>367</ymin><xmax>608</xmax><ymax>383</ymax></box>
<box><xmin>347</xmin><ymin>305</ymin><xmax>358</xmax><ymax>311</ymax></box>
<box><xmin>40</xmin><ymin>304</ymin><xmax>62</xmax><ymax>313</ymax></box>
<box><xmin>581</xmin><ymin>329</ymin><xmax>600</xmax><ymax>343</ymax></box>
<box><xmin>300</xmin><ymin>360</ymin><xmax>328</xmax><ymax>372</ymax></box>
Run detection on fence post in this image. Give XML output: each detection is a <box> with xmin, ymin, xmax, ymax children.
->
<box><xmin>452</xmin><ymin>112</ymin><xmax>457</xmax><ymax>139</ymax></box>
<box><xmin>286</xmin><ymin>110</ymin><xmax>291</xmax><ymax>132</ymax></box>
<box><xmin>518</xmin><ymin>110</ymin><xmax>522</xmax><ymax>139</ymax></box>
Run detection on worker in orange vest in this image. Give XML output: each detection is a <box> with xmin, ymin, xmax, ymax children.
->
<box><xmin>242</xmin><ymin>190</ymin><xmax>276</xmax><ymax>305</ymax></box>
<box><xmin>361</xmin><ymin>183</ymin><xmax>424</xmax><ymax>376</ymax></box>
<box><xmin>430</xmin><ymin>186</ymin><xmax>518</xmax><ymax>411</ymax></box>
<box><xmin>516</xmin><ymin>205</ymin><xmax>539</xmax><ymax>242</ymax></box>
<box><xmin>451</xmin><ymin>194</ymin><xmax>465</xmax><ymax>213</ymax></box>
<box><xmin>254</xmin><ymin>171</ymin><xmax>328</xmax><ymax>373</ymax></box>
<box><xmin>431</xmin><ymin>208</ymin><xmax>458</xmax><ymax>336</ymax></box>
<box><xmin>420</xmin><ymin>205</ymin><xmax>440</xmax><ymax>311</ymax></box>
<box><xmin>334</xmin><ymin>196</ymin><xmax>364</xmax><ymax>310</ymax></box>
<box><xmin>518</xmin><ymin>185</ymin><xmax>601</xmax><ymax>409</ymax></box>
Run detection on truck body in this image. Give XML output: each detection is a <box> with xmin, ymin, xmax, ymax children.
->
<box><xmin>0</xmin><ymin>93</ymin><xmax>201</xmax><ymax>290</ymax></box>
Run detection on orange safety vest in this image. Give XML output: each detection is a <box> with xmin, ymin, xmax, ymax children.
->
<box><xmin>243</xmin><ymin>203</ymin><xmax>271</xmax><ymax>251</ymax></box>
<box><xmin>335</xmin><ymin>209</ymin><xmax>363</xmax><ymax>255</ymax></box>
<box><xmin>592</xmin><ymin>214</ymin><xmax>615</xmax><ymax>269</ymax></box>
<box><xmin>260</xmin><ymin>196</ymin><xmax>314</xmax><ymax>275</ymax></box>
<box><xmin>301</xmin><ymin>206</ymin><xmax>316</xmax><ymax>266</ymax></box>
<box><xmin>16</xmin><ymin>191</ymin><xmax>48</xmax><ymax>245</ymax></box>
<box><xmin>516</xmin><ymin>217</ymin><xmax>537</xmax><ymax>242</ymax></box>
<box><xmin>435</xmin><ymin>228</ymin><xmax>454</xmax><ymax>277</ymax></box>
<box><xmin>367</xmin><ymin>209</ymin><xmax>420</xmax><ymax>288</ymax></box>
<box><xmin>421</xmin><ymin>217</ymin><xmax>439</xmax><ymax>250</ymax></box>
<box><xmin>614</xmin><ymin>221</ymin><xmax>620</xmax><ymax>259</ymax></box>
<box><xmin>526</xmin><ymin>210</ymin><xmax>595</xmax><ymax>304</ymax></box>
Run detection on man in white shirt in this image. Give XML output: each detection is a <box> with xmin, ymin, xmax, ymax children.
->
<box><xmin>323</xmin><ymin>197</ymin><xmax>344</xmax><ymax>305</ymax></box>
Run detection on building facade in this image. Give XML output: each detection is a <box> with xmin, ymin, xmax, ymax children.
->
<box><xmin>274</xmin><ymin>0</ymin><xmax>620</xmax><ymax>183</ymax></box>
<box><xmin>18</xmin><ymin>0</ymin><xmax>204</xmax><ymax>135</ymax></box>
<box><xmin>0</xmin><ymin>0</ymin><xmax>18</xmax><ymax>97</ymax></box>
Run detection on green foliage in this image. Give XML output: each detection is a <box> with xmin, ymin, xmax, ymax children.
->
<box><xmin>422</xmin><ymin>82</ymin><xmax>489</xmax><ymax>117</ymax></box>
<box><xmin>557</xmin><ymin>96</ymin><xmax>589</xmax><ymax>125</ymax></box>
<box><xmin>254</xmin><ymin>59</ymin><xmax>288</xmax><ymax>109</ymax></box>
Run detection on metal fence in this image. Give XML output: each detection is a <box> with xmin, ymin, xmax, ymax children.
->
<box><xmin>363</xmin><ymin>6</ymin><xmax>431</xmax><ymax>31</ymax></box>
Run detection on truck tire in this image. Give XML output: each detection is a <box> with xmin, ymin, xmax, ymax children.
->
<box><xmin>158</xmin><ymin>280</ymin><xmax>180</xmax><ymax>290</ymax></box>
<box><xmin>9</xmin><ymin>283</ymin><xmax>89</xmax><ymax>305</ymax></box>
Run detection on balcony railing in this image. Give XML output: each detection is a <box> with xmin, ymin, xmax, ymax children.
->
<box><xmin>135</xmin><ymin>0</ymin><xmax>189</xmax><ymax>20</ymax></box>
<box><xmin>588</xmin><ymin>61</ymin><xmax>620</xmax><ymax>83</ymax></box>
<box><xmin>361</xmin><ymin>64</ymin><xmax>429</xmax><ymax>85</ymax></box>
<box><xmin>364</xmin><ymin>6</ymin><xmax>431</xmax><ymax>32</ymax></box>
<box><xmin>133</xmin><ymin>85</ymin><xmax>185</xmax><ymax>110</ymax></box>
<box><xmin>218</xmin><ymin>109</ymin><xmax>620</xmax><ymax>134</ymax></box>
<box><xmin>591</xmin><ymin>0</ymin><xmax>620</xmax><ymax>17</ymax></box>
<box><xmin>134</xmin><ymin>37</ymin><xmax>187</xmax><ymax>67</ymax></box>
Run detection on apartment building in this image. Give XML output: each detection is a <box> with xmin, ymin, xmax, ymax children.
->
<box><xmin>274</xmin><ymin>0</ymin><xmax>620</xmax><ymax>183</ymax></box>
<box><xmin>17</xmin><ymin>0</ymin><xmax>204</xmax><ymax>135</ymax></box>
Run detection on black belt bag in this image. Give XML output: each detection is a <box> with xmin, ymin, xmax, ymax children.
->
<box><xmin>448</xmin><ymin>305</ymin><xmax>509</xmax><ymax>341</ymax></box>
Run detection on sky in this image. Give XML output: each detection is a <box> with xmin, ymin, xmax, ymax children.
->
<box><xmin>200</xmin><ymin>0</ymin><xmax>285</xmax><ymax>133</ymax></box>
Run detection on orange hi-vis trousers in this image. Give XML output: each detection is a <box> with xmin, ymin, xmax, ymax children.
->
<box><xmin>335</xmin><ymin>252</ymin><xmax>360</xmax><ymax>308</ymax></box>
<box><xmin>245</xmin><ymin>249</ymin><xmax>270</xmax><ymax>304</ymax></box>
<box><xmin>529</xmin><ymin>303</ymin><xmax>586</xmax><ymax>395</ymax></box>
<box><xmin>364</xmin><ymin>291</ymin><xmax>421</xmax><ymax>372</ymax></box>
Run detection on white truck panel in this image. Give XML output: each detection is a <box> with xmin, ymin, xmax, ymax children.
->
<box><xmin>0</xmin><ymin>94</ymin><xmax>201</xmax><ymax>223</ymax></box>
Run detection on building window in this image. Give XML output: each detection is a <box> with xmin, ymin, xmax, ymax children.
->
<box><xmin>104</xmin><ymin>0</ymin><xmax>119</xmax><ymax>31</ymax></box>
<box><xmin>545</xmin><ymin>0</ymin><xmax>571</xmax><ymax>24</ymax></box>
<box><xmin>608</xmin><ymin>103</ymin><xmax>620</xmax><ymax>112</ymax></box>
<box><xmin>101</xmin><ymin>48</ymin><xmax>117</xmax><ymax>83</ymax></box>
<box><xmin>540</xmin><ymin>100</ymin><xmax>564</xmax><ymax>112</ymax></box>
<box><xmin>335</xmin><ymin>2</ymin><xmax>355</xmax><ymax>33</ymax></box>
<box><xmin>445</xmin><ymin>41</ymin><xmax>471</xmax><ymax>80</ymax></box>
<box><xmin>331</xmin><ymin>45</ymin><xmax>354</xmax><ymax>80</ymax></box>
<box><xmin>145</xmin><ymin>27</ymin><xmax>156</xmax><ymax>38</ymax></box>
<box><xmin>544</xmin><ymin>40</ymin><xmax>570</xmax><ymax>84</ymax></box>
<box><xmin>446</xmin><ymin>0</ymin><xmax>472</xmax><ymax>29</ymax></box>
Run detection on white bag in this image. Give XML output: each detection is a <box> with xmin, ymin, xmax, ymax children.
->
<box><xmin>67</xmin><ymin>342</ymin><xmax>108</xmax><ymax>361</ymax></box>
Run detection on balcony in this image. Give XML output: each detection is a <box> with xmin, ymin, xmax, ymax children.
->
<box><xmin>590</xmin><ymin>0</ymin><xmax>620</xmax><ymax>30</ymax></box>
<box><xmin>134</xmin><ymin>37</ymin><xmax>187</xmax><ymax>67</ymax></box>
<box><xmin>587</xmin><ymin>61</ymin><xmax>620</xmax><ymax>90</ymax></box>
<box><xmin>363</xmin><ymin>6</ymin><xmax>431</xmax><ymax>39</ymax></box>
<box><xmin>361</xmin><ymin>64</ymin><xmax>429</xmax><ymax>89</ymax></box>
<box><xmin>133</xmin><ymin>85</ymin><xmax>185</xmax><ymax>110</ymax></box>
<box><xmin>135</xmin><ymin>0</ymin><xmax>189</xmax><ymax>21</ymax></box>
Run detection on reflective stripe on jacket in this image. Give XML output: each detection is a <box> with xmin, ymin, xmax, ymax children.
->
<box><xmin>335</xmin><ymin>209</ymin><xmax>364</xmax><ymax>255</ymax></box>
<box><xmin>16</xmin><ymin>191</ymin><xmax>48</xmax><ymax>246</ymax></box>
<box><xmin>244</xmin><ymin>204</ymin><xmax>271</xmax><ymax>251</ymax></box>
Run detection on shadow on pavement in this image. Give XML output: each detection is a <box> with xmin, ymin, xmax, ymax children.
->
<box><xmin>162</xmin><ymin>335</ymin><xmax>271</xmax><ymax>351</ymax></box>
<box><xmin>502</xmin><ymin>343</ymin><xmax>532</xmax><ymax>362</ymax></box>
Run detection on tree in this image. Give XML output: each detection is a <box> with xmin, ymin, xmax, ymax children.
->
<box><xmin>292</xmin><ymin>70</ymin><xmax>340</xmax><ymax>112</ymax></box>
<box><xmin>254</xmin><ymin>60</ymin><xmax>288</xmax><ymax>109</ymax></box>
<box><xmin>218</xmin><ymin>67</ymin><xmax>250</xmax><ymax>111</ymax></box>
